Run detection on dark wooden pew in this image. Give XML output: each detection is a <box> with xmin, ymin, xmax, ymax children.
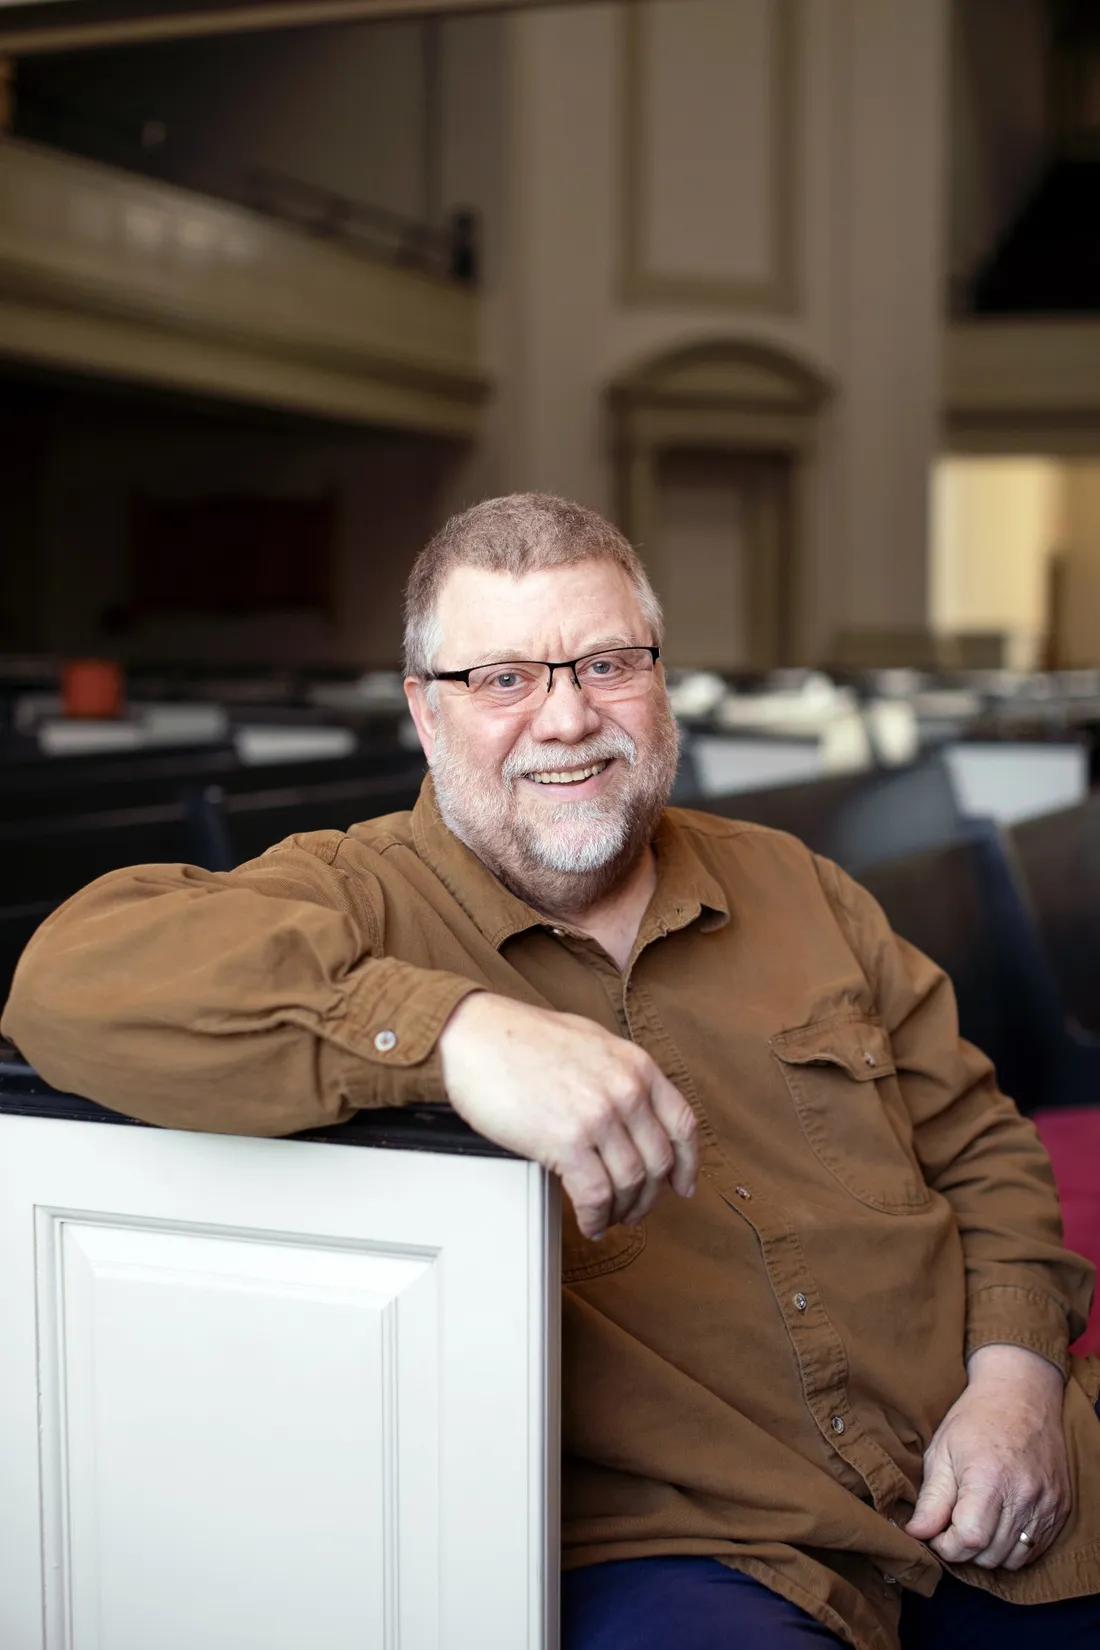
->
<box><xmin>0</xmin><ymin>744</ymin><xmax>426</xmax><ymax>826</ymax></box>
<box><xmin>684</xmin><ymin>755</ymin><xmax>962</xmax><ymax>874</ymax></box>
<box><xmin>858</xmin><ymin>822</ymin><xmax>1100</xmax><ymax>1116</ymax></box>
<box><xmin>1011</xmin><ymin>795</ymin><xmax>1100</xmax><ymax>1035</ymax></box>
<box><xmin>0</xmin><ymin>762</ymin><xmax>427</xmax><ymax>1008</ymax></box>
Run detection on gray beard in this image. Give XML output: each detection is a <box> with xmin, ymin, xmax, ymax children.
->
<box><xmin>429</xmin><ymin>709</ymin><xmax>680</xmax><ymax>919</ymax></box>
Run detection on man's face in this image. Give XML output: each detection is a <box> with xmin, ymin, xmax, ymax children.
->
<box><xmin>405</xmin><ymin>559</ymin><xmax>679</xmax><ymax>915</ymax></box>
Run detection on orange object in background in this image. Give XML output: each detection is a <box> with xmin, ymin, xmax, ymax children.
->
<box><xmin>61</xmin><ymin>658</ymin><xmax>125</xmax><ymax>719</ymax></box>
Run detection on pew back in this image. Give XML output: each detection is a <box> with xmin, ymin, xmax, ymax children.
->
<box><xmin>858</xmin><ymin>823</ymin><xmax>1100</xmax><ymax>1115</ymax></box>
<box><xmin>689</xmin><ymin>756</ymin><xmax>961</xmax><ymax>874</ymax></box>
<box><xmin>1011</xmin><ymin>795</ymin><xmax>1100</xmax><ymax>1035</ymax></box>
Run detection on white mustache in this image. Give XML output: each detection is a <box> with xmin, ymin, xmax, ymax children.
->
<box><xmin>501</xmin><ymin>730</ymin><xmax>638</xmax><ymax>784</ymax></box>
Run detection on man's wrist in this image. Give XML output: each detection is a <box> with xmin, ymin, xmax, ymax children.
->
<box><xmin>966</xmin><ymin>1341</ymin><xmax>1066</xmax><ymax>1390</ymax></box>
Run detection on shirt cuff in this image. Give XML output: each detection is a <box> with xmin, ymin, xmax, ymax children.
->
<box><xmin>336</xmin><ymin>958</ymin><xmax>484</xmax><ymax>1109</ymax></box>
<box><xmin>965</xmin><ymin>1284</ymin><xmax>1072</xmax><ymax>1378</ymax></box>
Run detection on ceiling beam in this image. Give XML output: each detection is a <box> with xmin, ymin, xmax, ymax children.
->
<box><xmin>0</xmin><ymin>0</ymin><xmax>602</xmax><ymax>57</ymax></box>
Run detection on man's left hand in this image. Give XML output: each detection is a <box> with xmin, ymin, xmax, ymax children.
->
<box><xmin>904</xmin><ymin>1343</ymin><xmax>1070</xmax><ymax>1570</ymax></box>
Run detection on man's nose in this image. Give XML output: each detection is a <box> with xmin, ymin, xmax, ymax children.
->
<box><xmin>528</xmin><ymin>669</ymin><xmax>602</xmax><ymax>743</ymax></box>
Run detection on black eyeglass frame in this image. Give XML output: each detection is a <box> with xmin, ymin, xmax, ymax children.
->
<box><xmin>426</xmin><ymin>644</ymin><xmax>662</xmax><ymax>694</ymax></box>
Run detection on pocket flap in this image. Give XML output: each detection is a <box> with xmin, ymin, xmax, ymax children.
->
<box><xmin>771</xmin><ymin>1015</ymin><xmax>896</xmax><ymax>1081</ymax></box>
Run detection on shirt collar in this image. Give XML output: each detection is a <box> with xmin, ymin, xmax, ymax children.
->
<box><xmin>410</xmin><ymin>775</ymin><xmax>731</xmax><ymax>952</ymax></box>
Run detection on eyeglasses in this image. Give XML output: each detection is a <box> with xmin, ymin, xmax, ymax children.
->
<box><xmin>427</xmin><ymin>645</ymin><xmax>661</xmax><ymax>712</ymax></box>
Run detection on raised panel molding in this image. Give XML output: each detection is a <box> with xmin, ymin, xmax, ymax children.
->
<box><xmin>621</xmin><ymin>0</ymin><xmax>800</xmax><ymax>312</ymax></box>
<box><xmin>36</xmin><ymin>1212</ymin><xmax>441</xmax><ymax>1650</ymax></box>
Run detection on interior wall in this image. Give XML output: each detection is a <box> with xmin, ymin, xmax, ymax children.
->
<box><xmin>16</xmin><ymin>20</ymin><xmax>435</xmax><ymax>223</ymax></box>
<box><xmin>946</xmin><ymin>0</ymin><xmax>1051</xmax><ymax>307</ymax></box>
<box><xmin>10</xmin><ymin>386</ymin><xmax>457</xmax><ymax>668</ymax></box>
<box><xmin>2</xmin><ymin>16</ymin><xmax>510</xmax><ymax>669</ymax></box>
<box><xmin>435</xmin><ymin>10</ymin><xmax>512</xmax><ymax>513</ymax></box>
<box><xmin>7</xmin><ymin>0</ymin><xmax>952</xmax><ymax>670</ymax></box>
<box><xmin>930</xmin><ymin>455</ymin><xmax>1061</xmax><ymax>669</ymax></box>
<box><xmin>486</xmin><ymin>0</ymin><xmax>948</xmax><ymax>663</ymax></box>
<box><xmin>1059</xmin><ymin>462</ymin><xmax>1100</xmax><ymax>667</ymax></box>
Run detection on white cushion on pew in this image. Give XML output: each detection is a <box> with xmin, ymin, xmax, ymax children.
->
<box><xmin>139</xmin><ymin>704</ymin><xmax>229</xmax><ymax>745</ymax></box>
<box><xmin>37</xmin><ymin>720</ymin><xmax>145</xmax><ymax>756</ymax></box>
<box><xmin>234</xmin><ymin>726</ymin><xmax>356</xmax><ymax>765</ymax></box>
<box><xmin>692</xmin><ymin>735</ymin><xmax>824</xmax><ymax>797</ymax></box>
<box><xmin>945</xmin><ymin>742</ymin><xmax>1088</xmax><ymax>826</ymax></box>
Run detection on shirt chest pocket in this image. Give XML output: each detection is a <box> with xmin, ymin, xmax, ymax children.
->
<box><xmin>561</xmin><ymin>1198</ymin><xmax>647</xmax><ymax>1284</ymax></box>
<box><xmin>771</xmin><ymin>1015</ymin><xmax>930</xmax><ymax>1214</ymax></box>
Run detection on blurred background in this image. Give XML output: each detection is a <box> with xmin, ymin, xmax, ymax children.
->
<box><xmin>1</xmin><ymin>0</ymin><xmax>1099</xmax><ymax>680</ymax></box>
<box><xmin>1</xmin><ymin>0</ymin><xmax>1099</xmax><ymax>1347</ymax></box>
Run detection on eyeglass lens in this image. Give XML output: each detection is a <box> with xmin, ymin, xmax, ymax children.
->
<box><xmin>467</xmin><ymin>647</ymin><xmax>657</xmax><ymax>709</ymax></box>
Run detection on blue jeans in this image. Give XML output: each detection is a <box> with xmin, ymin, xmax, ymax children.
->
<box><xmin>562</xmin><ymin>1556</ymin><xmax>1100</xmax><ymax>1649</ymax></box>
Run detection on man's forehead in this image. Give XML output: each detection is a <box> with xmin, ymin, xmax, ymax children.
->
<box><xmin>435</xmin><ymin>560</ymin><xmax>646</xmax><ymax>660</ymax></box>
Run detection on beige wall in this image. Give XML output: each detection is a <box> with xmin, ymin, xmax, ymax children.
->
<box><xmin>930</xmin><ymin>456</ymin><xmax>1061</xmax><ymax>670</ymax></box>
<box><xmin>5</xmin><ymin>0</ymin><xmax>956</xmax><ymax>670</ymax></box>
<box><xmin>482</xmin><ymin>0</ymin><xmax>948</xmax><ymax>664</ymax></box>
<box><xmin>1060</xmin><ymin>463</ymin><xmax>1100</xmax><ymax>667</ymax></box>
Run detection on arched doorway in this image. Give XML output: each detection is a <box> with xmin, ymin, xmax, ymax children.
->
<box><xmin>608</xmin><ymin>340</ymin><xmax>830</xmax><ymax>670</ymax></box>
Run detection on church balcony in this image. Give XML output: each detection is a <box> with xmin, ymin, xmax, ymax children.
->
<box><xmin>0</xmin><ymin>135</ymin><xmax>490</xmax><ymax>437</ymax></box>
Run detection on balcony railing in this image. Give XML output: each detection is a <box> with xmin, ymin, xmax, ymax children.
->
<box><xmin>0</xmin><ymin>135</ymin><xmax>490</xmax><ymax>434</ymax></box>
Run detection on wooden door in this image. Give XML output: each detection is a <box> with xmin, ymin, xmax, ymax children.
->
<box><xmin>654</xmin><ymin>448</ymin><xmax>794</xmax><ymax>671</ymax></box>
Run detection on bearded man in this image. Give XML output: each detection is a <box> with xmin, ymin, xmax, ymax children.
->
<box><xmin>5</xmin><ymin>493</ymin><xmax>1100</xmax><ymax>1650</ymax></box>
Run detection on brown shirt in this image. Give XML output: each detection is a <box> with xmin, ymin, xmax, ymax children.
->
<box><xmin>5</xmin><ymin>779</ymin><xmax>1100</xmax><ymax>1650</ymax></box>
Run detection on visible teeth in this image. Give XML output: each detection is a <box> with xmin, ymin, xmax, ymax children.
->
<box><xmin>528</xmin><ymin>761</ymin><xmax>608</xmax><ymax>785</ymax></box>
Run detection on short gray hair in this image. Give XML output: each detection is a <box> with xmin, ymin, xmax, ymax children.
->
<box><xmin>403</xmin><ymin>492</ymin><xmax>663</xmax><ymax>678</ymax></box>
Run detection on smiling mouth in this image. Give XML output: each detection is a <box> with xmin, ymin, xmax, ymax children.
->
<box><xmin>525</xmin><ymin>760</ymin><xmax>610</xmax><ymax>786</ymax></box>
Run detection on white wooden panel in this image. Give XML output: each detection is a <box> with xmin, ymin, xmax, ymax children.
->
<box><xmin>37</xmin><ymin>1217</ymin><xmax>437</xmax><ymax>1650</ymax></box>
<box><xmin>638</xmin><ymin>0</ymin><xmax>774</xmax><ymax>283</ymax></box>
<box><xmin>0</xmin><ymin>1117</ymin><xmax>558</xmax><ymax>1650</ymax></box>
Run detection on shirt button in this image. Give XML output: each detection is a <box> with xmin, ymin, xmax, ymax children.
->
<box><xmin>734</xmin><ymin>1185</ymin><xmax>752</xmax><ymax>1200</ymax></box>
<box><xmin>551</xmin><ymin>927</ymin><xmax>564</xmax><ymax>937</ymax></box>
<box><xmin>863</xmin><ymin>1051</ymin><xmax>877</xmax><ymax>1067</ymax></box>
<box><xmin>793</xmin><ymin>1292</ymin><xmax>808</xmax><ymax>1312</ymax></box>
<box><xmin>830</xmin><ymin>1415</ymin><xmax>846</xmax><ymax>1435</ymax></box>
<box><xmin>882</xmin><ymin>1573</ymin><xmax>897</xmax><ymax>1586</ymax></box>
<box><xmin>373</xmin><ymin>1029</ymin><xmax>398</xmax><ymax>1053</ymax></box>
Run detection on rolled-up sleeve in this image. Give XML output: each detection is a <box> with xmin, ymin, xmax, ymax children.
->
<box><xmin>1</xmin><ymin>835</ymin><xmax>481</xmax><ymax>1135</ymax></box>
<box><xmin>817</xmin><ymin>855</ymin><xmax>1094</xmax><ymax>1376</ymax></box>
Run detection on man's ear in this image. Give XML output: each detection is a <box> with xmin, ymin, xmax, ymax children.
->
<box><xmin>404</xmin><ymin>678</ymin><xmax>438</xmax><ymax>760</ymax></box>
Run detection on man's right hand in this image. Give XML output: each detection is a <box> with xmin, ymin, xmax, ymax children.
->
<box><xmin>438</xmin><ymin>993</ymin><xmax>698</xmax><ymax>1239</ymax></box>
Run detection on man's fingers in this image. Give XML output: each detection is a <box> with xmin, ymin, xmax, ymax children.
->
<box><xmin>928</xmin><ymin>1478</ymin><xmax>1003</xmax><ymax>1564</ymax></box>
<box><xmin>440</xmin><ymin>996</ymin><xmax>696</xmax><ymax>1235</ymax></box>
<box><xmin>593</xmin><ymin>1057</ymin><xmax>696</xmax><ymax>1228</ymax></box>
<box><xmin>997</xmin><ymin>1496</ymin><xmax>1065</xmax><ymax>1572</ymax></box>
<box><xmin>562</xmin><ymin>1149</ymin><xmax>615</xmax><ymax>1241</ymax></box>
<box><xmin>597</xmin><ymin>1118</ymin><xmax>655</xmax><ymax>1229</ymax></box>
<box><xmin>647</xmin><ymin>1069</ymin><xmax>699</xmax><ymax>1197</ymax></box>
<box><xmin>904</xmin><ymin>1455</ymin><xmax>959</xmax><ymax>1542</ymax></box>
<box><xmin>971</xmin><ymin>1497</ymin><xmax>1040</xmax><ymax>1571</ymax></box>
